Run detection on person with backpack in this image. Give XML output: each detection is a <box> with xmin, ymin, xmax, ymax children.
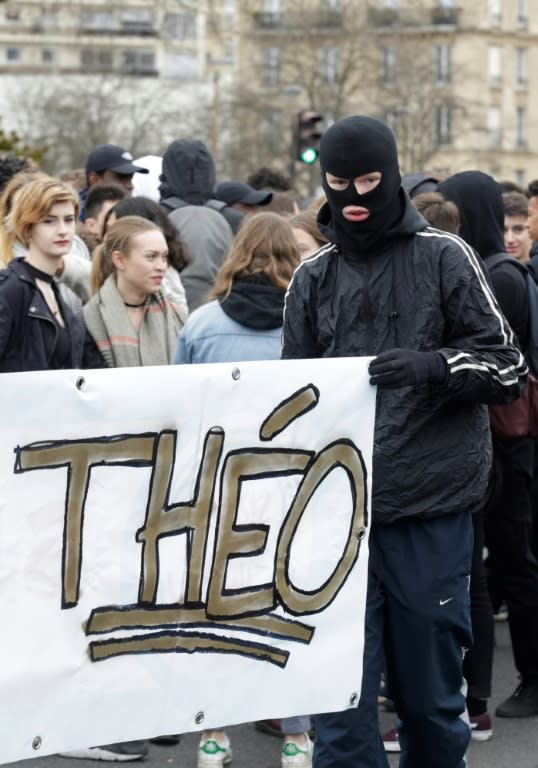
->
<box><xmin>439</xmin><ymin>170</ymin><xmax>538</xmax><ymax>720</ymax></box>
<box><xmin>158</xmin><ymin>140</ymin><xmax>236</xmax><ymax>310</ymax></box>
<box><xmin>159</xmin><ymin>139</ymin><xmax>243</xmax><ymax>234</ymax></box>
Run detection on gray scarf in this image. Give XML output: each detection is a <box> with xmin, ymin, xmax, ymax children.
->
<box><xmin>83</xmin><ymin>275</ymin><xmax>183</xmax><ymax>367</ymax></box>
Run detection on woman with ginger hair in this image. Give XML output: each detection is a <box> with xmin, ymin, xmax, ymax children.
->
<box><xmin>0</xmin><ymin>177</ymin><xmax>100</xmax><ymax>371</ymax></box>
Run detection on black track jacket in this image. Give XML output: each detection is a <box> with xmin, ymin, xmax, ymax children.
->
<box><xmin>281</xmin><ymin>194</ymin><xmax>527</xmax><ymax>524</ymax></box>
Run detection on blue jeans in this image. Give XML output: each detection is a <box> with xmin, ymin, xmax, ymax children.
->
<box><xmin>314</xmin><ymin>510</ymin><xmax>473</xmax><ymax>768</ymax></box>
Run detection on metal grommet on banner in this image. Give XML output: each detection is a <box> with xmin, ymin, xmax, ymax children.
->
<box><xmin>231</xmin><ymin>367</ymin><xmax>241</xmax><ymax>381</ymax></box>
<box><xmin>195</xmin><ymin>711</ymin><xmax>205</xmax><ymax>725</ymax></box>
<box><xmin>76</xmin><ymin>376</ymin><xmax>85</xmax><ymax>391</ymax></box>
<box><xmin>349</xmin><ymin>692</ymin><xmax>358</xmax><ymax>706</ymax></box>
<box><xmin>356</xmin><ymin>527</ymin><xmax>366</xmax><ymax>541</ymax></box>
<box><xmin>32</xmin><ymin>737</ymin><xmax>42</xmax><ymax>751</ymax></box>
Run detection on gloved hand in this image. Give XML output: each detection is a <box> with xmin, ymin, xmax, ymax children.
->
<box><xmin>368</xmin><ymin>348</ymin><xmax>447</xmax><ymax>388</ymax></box>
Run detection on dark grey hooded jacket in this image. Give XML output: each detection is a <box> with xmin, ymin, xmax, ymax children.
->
<box><xmin>159</xmin><ymin>139</ymin><xmax>243</xmax><ymax>234</ymax></box>
<box><xmin>281</xmin><ymin>193</ymin><xmax>527</xmax><ymax>524</ymax></box>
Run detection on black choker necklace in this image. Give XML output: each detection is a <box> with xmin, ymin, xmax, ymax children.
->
<box><xmin>124</xmin><ymin>298</ymin><xmax>146</xmax><ymax>308</ymax></box>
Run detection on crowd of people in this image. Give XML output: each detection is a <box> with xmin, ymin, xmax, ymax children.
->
<box><xmin>1</xmin><ymin>118</ymin><xmax>537</xmax><ymax>768</ymax></box>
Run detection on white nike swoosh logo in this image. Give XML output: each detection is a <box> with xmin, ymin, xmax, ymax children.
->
<box><xmin>440</xmin><ymin>598</ymin><xmax>453</xmax><ymax>606</ymax></box>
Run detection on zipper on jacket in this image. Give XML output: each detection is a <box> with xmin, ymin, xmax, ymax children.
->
<box><xmin>28</xmin><ymin>306</ymin><xmax>59</xmax><ymax>366</ymax></box>
<box><xmin>363</xmin><ymin>259</ymin><xmax>374</xmax><ymax>355</ymax></box>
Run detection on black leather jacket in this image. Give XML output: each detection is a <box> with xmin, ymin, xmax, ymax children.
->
<box><xmin>0</xmin><ymin>259</ymin><xmax>99</xmax><ymax>372</ymax></box>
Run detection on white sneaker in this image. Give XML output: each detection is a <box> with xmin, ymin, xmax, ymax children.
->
<box><xmin>281</xmin><ymin>733</ymin><xmax>313</xmax><ymax>768</ymax></box>
<box><xmin>197</xmin><ymin>736</ymin><xmax>232</xmax><ymax>768</ymax></box>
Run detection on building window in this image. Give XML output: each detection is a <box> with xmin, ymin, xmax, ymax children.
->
<box><xmin>163</xmin><ymin>13</ymin><xmax>197</xmax><ymax>40</ymax></box>
<box><xmin>121</xmin><ymin>50</ymin><xmax>156</xmax><ymax>74</ymax></box>
<box><xmin>262</xmin><ymin>0</ymin><xmax>282</xmax><ymax>25</ymax></box>
<box><xmin>120</xmin><ymin>10</ymin><xmax>154</xmax><ymax>35</ymax></box>
<box><xmin>41</xmin><ymin>10</ymin><xmax>58</xmax><ymax>29</ymax></box>
<box><xmin>162</xmin><ymin>51</ymin><xmax>198</xmax><ymax>79</ymax></box>
<box><xmin>434</xmin><ymin>44</ymin><xmax>451</xmax><ymax>83</ymax></box>
<box><xmin>434</xmin><ymin>105</ymin><xmax>451</xmax><ymax>145</ymax></box>
<box><xmin>515</xmin><ymin>169</ymin><xmax>525</xmax><ymax>188</ymax></box>
<box><xmin>6</xmin><ymin>47</ymin><xmax>20</xmax><ymax>61</ymax></box>
<box><xmin>383</xmin><ymin>46</ymin><xmax>397</xmax><ymax>85</ymax></box>
<box><xmin>487</xmin><ymin>106</ymin><xmax>501</xmax><ymax>147</ymax></box>
<box><xmin>516</xmin><ymin>107</ymin><xmax>526</xmax><ymax>149</ymax></box>
<box><xmin>381</xmin><ymin>0</ymin><xmax>399</xmax><ymax>7</ymax></box>
<box><xmin>517</xmin><ymin>0</ymin><xmax>528</xmax><ymax>25</ymax></box>
<box><xmin>488</xmin><ymin>0</ymin><xmax>501</xmax><ymax>24</ymax></box>
<box><xmin>488</xmin><ymin>45</ymin><xmax>502</xmax><ymax>87</ymax></box>
<box><xmin>262</xmin><ymin>46</ymin><xmax>280</xmax><ymax>87</ymax></box>
<box><xmin>6</xmin><ymin>7</ymin><xmax>20</xmax><ymax>21</ymax></box>
<box><xmin>41</xmin><ymin>48</ymin><xmax>55</xmax><ymax>63</ymax></box>
<box><xmin>80</xmin><ymin>11</ymin><xmax>114</xmax><ymax>32</ymax></box>
<box><xmin>260</xmin><ymin>110</ymin><xmax>282</xmax><ymax>151</ymax></box>
<box><xmin>320</xmin><ymin>47</ymin><xmax>338</xmax><ymax>85</ymax></box>
<box><xmin>516</xmin><ymin>47</ymin><xmax>527</xmax><ymax>87</ymax></box>
<box><xmin>80</xmin><ymin>48</ymin><xmax>113</xmax><ymax>72</ymax></box>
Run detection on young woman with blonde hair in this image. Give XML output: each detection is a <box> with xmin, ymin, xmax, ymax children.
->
<box><xmin>174</xmin><ymin>211</ymin><xmax>313</xmax><ymax>768</ymax></box>
<box><xmin>84</xmin><ymin>215</ymin><xmax>185</xmax><ymax>367</ymax></box>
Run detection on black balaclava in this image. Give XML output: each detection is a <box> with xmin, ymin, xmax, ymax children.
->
<box><xmin>320</xmin><ymin>115</ymin><xmax>403</xmax><ymax>253</ymax></box>
<box><xmin>437</xmin><ymin>171</ymin><xmax>505</xmax><ymax>259</ymax></box>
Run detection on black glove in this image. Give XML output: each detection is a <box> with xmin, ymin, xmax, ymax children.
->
<box><xmin>368</xmin><ymin>348</ymin><xmax>447</xmax><ymax>388</ymax></box>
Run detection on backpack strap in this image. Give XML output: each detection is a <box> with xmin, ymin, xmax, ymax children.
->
<box><xmin>204</xmin><ymin>199</ymin><xmax>227</xmax><ymax>213</ymax></box>
<box><xmin>161</xmin><ymin>196</ymin><xmax>188</xmax><ymax>212</ymax></box>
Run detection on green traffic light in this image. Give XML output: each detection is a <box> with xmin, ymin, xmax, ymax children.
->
<box><xmin>299</xmin><ymin>147</ymin><xmax>318</xmax><ymax>164</ymax></box>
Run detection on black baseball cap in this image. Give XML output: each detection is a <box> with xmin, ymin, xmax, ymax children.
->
<box><xmin>215</xmin><ymin>181</ymin><xmax>273</xmax><ymax>206</ymax></box>
<box><xmin>86</xmin><ymin>144</ymin><xmax>149</xmax><ymax>176</ymax></box>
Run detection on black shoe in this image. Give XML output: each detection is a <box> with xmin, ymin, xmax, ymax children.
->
<box><xmin>254</xmin><ymin>720</ymin><xmax>282</xmax><ymax>737</ymax></box>
<box><xmin>149</xmin><ymin>735</ymin><xmax>181</xmax><ymax>745</ymax></box>
<box><xmin>496</xmin><ymin>681</ymin><xmax>538</xmax><ymax>718</ymax></box>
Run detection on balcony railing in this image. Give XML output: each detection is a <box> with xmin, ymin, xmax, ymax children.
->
<box><xmin>252</xmin><ymin>10</ymin><xmax>343</xmax><ymax>30</ymax></box>
<box><xmin>368</xmin><ymin>5</ymin><xmax>459</xmax><ymax>28</ymax></box>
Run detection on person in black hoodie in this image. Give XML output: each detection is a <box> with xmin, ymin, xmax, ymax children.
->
<box><xmin>281</xmin><ymin>116</ymin><xmax>527</xmax><ymax>768</ymax></box>
<box><xmin>439</xmin><ymin>171</ymin><xmax>538</xmax><ymax>721</ymax></box>
<box><xmin>159</xmin><ymin>139</ymin><xmax>243</xmax><ymax>234</ymax></box>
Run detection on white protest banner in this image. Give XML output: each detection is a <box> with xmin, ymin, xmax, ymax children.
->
<box><xmin>0</xmin><ymin>357</ymin><xmax>375</xmax><ymax>764</ymax></box>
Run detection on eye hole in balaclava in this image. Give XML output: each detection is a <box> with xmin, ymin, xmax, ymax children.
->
<box><xmin>320</xmin><ymin>116</ymin><xmax>403</xmax><ymax>251</ymax></box>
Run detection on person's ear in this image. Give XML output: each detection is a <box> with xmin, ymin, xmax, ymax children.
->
<box><xmin>111</xmin><ymin>249</ymin><xmax>125</xmax><ymax>271</ymax></box>
<box><xmin>88</xmin><ymin>171</ymin><xmax>100</xmax><ymax>186</ymax></box>
<box><xmin>84</xmin><ymin>217</ymin><xmax>98</xmax><ymax>236</ymax></box>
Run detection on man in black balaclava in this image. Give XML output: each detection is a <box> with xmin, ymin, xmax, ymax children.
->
<box><xmin>282</xmin><ymin>116</ymin><xmax>527</xmax><ymax>768</ymax></box>
<box><xmin>440</xmin><ymin>171</ymin><xmax>538</xmax><ymax>722</ymax></box>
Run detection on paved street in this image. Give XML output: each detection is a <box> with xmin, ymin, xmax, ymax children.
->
<box><xmin>4</xmin><ymin>623</ymin><xmax>537</xmax><ymax>768</ymax></box>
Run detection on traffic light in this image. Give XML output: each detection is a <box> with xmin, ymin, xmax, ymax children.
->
<box><xmin>296</xmin><ymin>110</ymin><xmax>323</xmax><ymax>164</ymax></box>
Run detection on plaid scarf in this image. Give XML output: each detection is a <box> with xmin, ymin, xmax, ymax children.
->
<box><xmin>83</xmin><ymin>274</ymin><xmax>184</xmax><ymax>368</ymax></box>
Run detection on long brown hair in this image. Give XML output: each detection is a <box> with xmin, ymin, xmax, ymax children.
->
<box><xmin>209</xmin><ymin>211</ymin><xmax>300</xmax><ymax>301</ymax></box>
